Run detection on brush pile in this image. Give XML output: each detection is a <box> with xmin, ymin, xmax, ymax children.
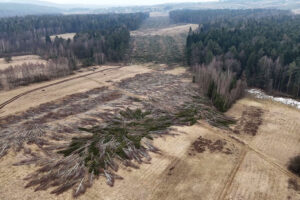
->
<box><xmin>17</xmin><ymin>100</ymin><xmax>234</xmax><ymax>197</ymax></box>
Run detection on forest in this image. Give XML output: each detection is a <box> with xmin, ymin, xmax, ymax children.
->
<box><xmin>169</xmin><ymin>9</ymin><xmax>291</xmax><ymax>24</ymax></box>
<box><xmin>0</xmin><ymin>13</ymin><xmax>148</xmax><ymax>62</ymax></box>
<box><xmin>0</xmin><ymin>13</ymin><xmax>148</xmax><ymax>90</ymax></box>
<box><xmin>170</xmin><ymin>9</ymin><xmax>300</xmax><ymax>104</ymax></box>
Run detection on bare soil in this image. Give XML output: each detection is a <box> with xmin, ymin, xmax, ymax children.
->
<box><xmin>233</xmin><ymin>106</ymin><xmax>263</xmax><ymax>136</ymax></box>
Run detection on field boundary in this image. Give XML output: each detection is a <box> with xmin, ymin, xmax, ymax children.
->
<box><xmin>0</xmin><ymin>66</ymin><xmax>124</xmax><ymax>110</ymax></box>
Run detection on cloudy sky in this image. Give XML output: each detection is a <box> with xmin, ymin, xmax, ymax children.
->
<box><xmin>45</xmin><ymin>0</ymin><xmax>218</xmax><ymax>6</ymax></box>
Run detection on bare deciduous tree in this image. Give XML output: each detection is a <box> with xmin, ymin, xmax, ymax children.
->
<box><xmin>0</xmin><ymin>58</ymin><xmax>71</xmax><ymax>90</ymax></box>
<box><xmin>193</xmin><ymin>58</ymin><xmax>247</xmax><ymax>111</ymax></box>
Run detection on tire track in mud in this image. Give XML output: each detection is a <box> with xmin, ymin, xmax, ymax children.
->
<box><xmin>248</xmin><ymin>144</ymin><xmax>300</xmax><ymax>182</ymax></box>
<box><xmin>216</xmin><ymin>134</ymin><xmax>300</xmax><ymax>200</ymax></box>
<box><xmin>217</xmin><ymin>147</ymin><xmax>247</xmax><ymax>200</ymax></box>
<box><xmin>0</xmin><ymin>66</ymin><xmax>124</xmax><ymax>110</ymax></box>
<box><xmin>212</xmin><ymin>105</ymin><xmax>300</xmax><ymax>199</ymax></box>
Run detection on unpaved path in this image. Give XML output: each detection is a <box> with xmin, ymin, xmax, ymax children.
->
<box><xmin>0</xmin><ymin>65</ymin><xmax>152</xmax><ymax>117</ymax></box>
<box><xmin>0</xmin><ymin>66</ymin><xmax>123</xmax><ymax>110</ymax></box>
<box><xmin>222</xmin><ymin>97</ymin><xmax>300</xmax><ymax>200</ymax></box>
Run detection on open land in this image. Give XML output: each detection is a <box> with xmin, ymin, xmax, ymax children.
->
<box><xmin>50</xmin><ymin>33</ymin><xmax>76</xmax><ymax>41</ymax></box>
<box><xmin>0</xmin><ymin>55</ymin><xmax>47</xmax><ymax>70</ymax></box>
<box><xmin>129</xmin><ymin>17</ymin><xmax>198</xmax><ymax>64</ymax></box>
<box><xmin>0</xmin><ymin>62</ymin><xmax>299</xmax><ymax>200</ymax></box>
<box><xmin>0</xmin><ymin>18</ymin><xmax>299</xmax><ymax>200</ymax></box>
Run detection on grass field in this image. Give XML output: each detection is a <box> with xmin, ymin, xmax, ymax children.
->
<box><xmin>50</xmin><ymin>33</ymin><xmax>76</xmax><ymax>41</ymax></box>
<box><xmin>129</xmin><ymin>16</ymin><xmax>198</xmax><ymax>64</ymax></box>
<box><xmin>0</xmin><ymin>55</ymin><xmax>47</xmax><ymax>70</ymax></box>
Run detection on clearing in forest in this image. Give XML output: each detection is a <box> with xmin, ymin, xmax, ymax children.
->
<box><xmin>0</xmin><ymin>55</ymin><xmax>47</xmax><ymax>70</ymax></box>
<box><xmin>0</xmin><ymin>63</ymin><xmax>299</xmax><ymax>200</ymax></box>
<box><xmin>50</xmin><ymin>33</ymin><xmax>76</xmax><ymax>41</ymax></box>
<box><xmin>129</xmin><ymin>16</ymin><xmax>198</xmax><ymax>64</ymax></box>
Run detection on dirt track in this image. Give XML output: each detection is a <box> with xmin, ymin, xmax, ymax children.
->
<box><xmin>0</xmin><ymin>65</ymin><xmax>152</xmax><ymax>117</ymax></box>
<box><xmin>0</xmin><ymin>66</ymin><xmax>123</xmax><ymax>110</ymax></box>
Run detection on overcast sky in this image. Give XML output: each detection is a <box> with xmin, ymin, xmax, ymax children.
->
<box><xmin>45</xmin><ymin>0</ymin><xmax>218</xmax><ymax>6</ymax></box>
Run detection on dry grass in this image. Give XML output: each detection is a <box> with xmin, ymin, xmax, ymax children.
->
<box><xmin>0</xmin><ymin>55</ymin><xmax>47</xmax><ymax>70</ymax></box>
<box><xmin>149</xmin><ymin>12</ymin><xmax>169</xmax><ymax>17</ymax></box>
<box><xmin>130</xmin><ymin>22</ymin><xmax>198</xmax><ymax>64</ymax></box>
<box><xmin>130</xmin><ymin>24</ymin><xmax>198</xmax><ymax>37</ymax></box>
<box><xmin>0</xmin><ymin>65</ymin><xmax>152</xmax><ymax>117</ymax></box>
<box><xmin>50</xmin><ymin>33</ymin><xmax>76</xmax><ymax>41</ymax></box>
<box><xmin>224</xmin><ymin>96</ymin><xmax>300</xmax><ymax>200</ymax></box>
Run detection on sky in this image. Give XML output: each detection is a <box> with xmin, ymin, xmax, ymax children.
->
<box><xmin>45</xmin><ymin>0</ymin><xmax>218</xmax><ymax>6</ymax></box>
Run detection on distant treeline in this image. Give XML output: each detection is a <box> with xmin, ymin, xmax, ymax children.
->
<box><xmin>0</xmin><ymin>3</ymin><xmax>62</xmax><ymax>18</ymax></box>
<box><xmin>169</xmin><ymin>9</ymin><xmax>291</xmax><ymax>24</ymax></box>
<box><xmin>0</xmin><ymin>13</ymin><xmax>149</xmax><ymax>66</ymax></box>
<box><xmin>171</xmin><ymin>9</ymin><xmax>300</xmax><ymax>99</ymax></box>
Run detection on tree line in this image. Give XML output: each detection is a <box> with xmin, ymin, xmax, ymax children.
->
<box><xmin>169</xmin><ymin>9</ymin><xmax>291</xmax><ymax>25</ymax></box>
<box><xmin>0</xmin><ymin>13</ymin><xmax>148</xmax><ymax>63</ymax></box>
<box><xmin>0</xmin><ymin>13</ymin><xmax>148</xmax><ymax>89</ymax></box>
<box><xmin>170</xmin><ymin>9</ymin><xmax>300</xmax><ymax>100</ymax></box>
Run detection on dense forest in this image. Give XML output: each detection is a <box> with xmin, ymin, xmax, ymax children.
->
<box><xmin>0</xmin><ymin>13</ymin><xmax>148</xmax><ymax>90</ymax></box>
<box><xmin>169</xmin><ymin>9</ymin><xmax>291</xmax><ymax>24</ymax></box>
<box><xmin>0</xmin><ymin>13</ymin><xmax>148</xmax><ymax>62</ymax></box>
<box><xmin>170</xmin><ymin>9</ymin><xmax>300</xmax><ymax>101</ymax></box>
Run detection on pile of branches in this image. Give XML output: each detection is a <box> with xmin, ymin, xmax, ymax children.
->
<box><xmin>0</xmin><ymin>123</ymin><xmax>47</xmax><ymax>159</ymax></box>
<box><xmin>16</xmin><ymin>98</ymin><xmax>234</xmax><ymax>197</ymax></box>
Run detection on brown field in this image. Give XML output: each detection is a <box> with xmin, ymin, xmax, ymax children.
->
<box><xmin>0</xmin><ymin>55</ymin><xmax>47</xmax><ymax>70</ymax></box>
<box><xmin>0</xmin><ymin>64</ymin><xmax>299</xmax><ymax>200</ymax></box>
<box><xmin>0</xmin><ymin>64</ymin><xmax>152</xmax><ymax>117</ymax></box>
<box><xmin>130</xmin><ymin>23</ymin><xmax>198</xmax><ymax>63</ymax></box>
<box><xmin>130</xmin><ymin>24</ymin><xmax>198</xmax><ymax>37</ymax></box>
<box><xmin>50</xmin><ymin>33</ymin><xmax>76</xmax><ymax>41</ymax></box>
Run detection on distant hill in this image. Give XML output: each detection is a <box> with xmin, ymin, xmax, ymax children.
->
<box><xmin>0</xmin><ymin>0</ymin><xmax>62</xmax><ymax>7</ymax></box>
<box><xmin>0</xmin><ymin>0</ymin><xmax>300</xmax><ymax>18</ymax></box>
<box><xmin>0</xmin><ymin>3</ymin><xmax>62</xmax><ymax>17</ymax></box>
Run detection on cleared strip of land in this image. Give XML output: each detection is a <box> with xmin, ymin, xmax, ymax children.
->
<box><xmin>0</xmin><ymin>64</ymin><xmax>299</xmax><ymax>200</ymax></box>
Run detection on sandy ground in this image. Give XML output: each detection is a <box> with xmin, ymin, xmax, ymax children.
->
<box><xmin>0</xmin><ymin>65</ymin><xmax>299</xmax><ymax>200</ymax></box>
<box><xmin>0</xmin><ymin>55</ymin><xmax>47</xmax><ymax>70</ymax></box>
<box><xmin>130</xmin><ymin>24</ymin><xmax>198</xmax><ymax>37</ymax></box>
<box><xmin>50</xmin><ymin>33</ymin><xmax>76</xmax><ymax>41</ymax></box>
